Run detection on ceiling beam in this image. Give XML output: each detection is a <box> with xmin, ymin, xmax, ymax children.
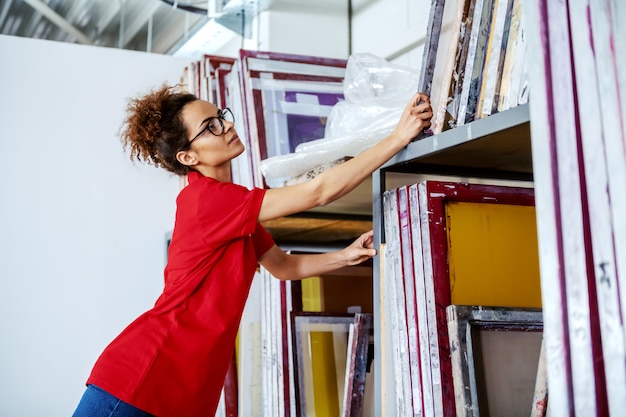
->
<box><xmin>153</xmin><ymin>13</ymin><xmax>205</xmax><ymax>55</ymax></box>
<box><xmin>120</xmin><ymin>1</ymin><xmax>162</xmax><ymax>48</ymax></box>
<box><xmin>0</xmin><ymin>0</ymin><xmax>13</xmax><ymax>30</ymax></box>
<box><xmin>20</xmin><ymin>0</ymin><xmax>93</xmax><ymax>45</ymax></box>
<box><xmin>97</xmin><ymin>1</ymin><xmax>121</xmax><ymax>34</ymax></box>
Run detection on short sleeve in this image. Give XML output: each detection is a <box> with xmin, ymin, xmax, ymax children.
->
<box><xmin>252</xmin><ymin>223</ymin><xmax>275</xmax><ymax>259</ymax></box>
<box><xmin>194</xmin><ymin>179</ymin><xmax>266</xmax><ymax>245</ymax></box>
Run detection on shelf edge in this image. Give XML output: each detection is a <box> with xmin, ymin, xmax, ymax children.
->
<box><xmin>382</xmin><ymin>103</ymin><xmax>531</xmax><ymax>169</ymax></box>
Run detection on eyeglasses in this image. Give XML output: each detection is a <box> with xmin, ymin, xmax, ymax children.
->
<box><xmin>182</xmin><ymin>108</ymin><xmax>234</xmax><ymax>150</ymax></box>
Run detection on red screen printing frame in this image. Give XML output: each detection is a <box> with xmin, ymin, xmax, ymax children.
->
<box><xmin>238</xmin><ymin>49</ymin><xmax>347</xmax><ymax>187</ymax></box>
<box><xmin>420</xmin><ymin>181</ymin><xmax>535</xmax><ymax>302</ymax></box>
<box><xmin>411</xmin><ymin>180</ymin><xmax>534</xmax><ymax>417</ymax></box>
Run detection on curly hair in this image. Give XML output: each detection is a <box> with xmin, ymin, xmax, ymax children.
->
<box><xmin>120</xmin><ymin>84</ymin><xmax>198</xmax><ymax>176</ymax></box>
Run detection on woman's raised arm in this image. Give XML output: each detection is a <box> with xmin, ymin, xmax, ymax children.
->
<box><xmin>258</xmin><ymin>91</ymin><xmax>432</xmax><ymax>223</ymax></box>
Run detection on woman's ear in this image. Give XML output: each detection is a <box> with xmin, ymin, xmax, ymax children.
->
<box><xmin>176</xmin><ymin>150</ymin><xmax>198</xmax><ymax>167</ymax></box>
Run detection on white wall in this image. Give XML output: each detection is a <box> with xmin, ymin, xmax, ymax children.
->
<box><xmin>0</xmin><ymin>35</ymin><xmax>190</xmax><ymax>417</ymax></box>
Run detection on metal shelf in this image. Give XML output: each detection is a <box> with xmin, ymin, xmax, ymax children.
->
<box><xmin>381</xmin><ymin>103</ymin><xmax>532</xmax><ymax>181</ymax></box>
<box><xmin>267</xmin><ymin>105</ymin><xmax>532</xmax><ymax>248</ymax></box>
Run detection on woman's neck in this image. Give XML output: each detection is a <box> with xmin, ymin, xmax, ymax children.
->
<box><xmin>195</xmin><ymin>164</ymin><xmax>232</xmax><ymax>183</ymax></box>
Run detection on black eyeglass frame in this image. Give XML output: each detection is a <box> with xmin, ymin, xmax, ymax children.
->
<box><xmin>181</xmin><ymin>107</ymin><xmax>234</xmax><ymax>150</ymax></box>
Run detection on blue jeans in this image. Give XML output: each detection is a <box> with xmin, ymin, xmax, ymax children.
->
<box><xmin>72</xmin><ymin>385</ymin><xmax>155</xmax><ymax>417</ymax></box>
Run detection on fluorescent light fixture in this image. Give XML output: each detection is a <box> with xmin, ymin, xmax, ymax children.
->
<box><xmin>172</xmin><ymin>19</ymin><xmax>239</xmax><ymax>59</ymax></box>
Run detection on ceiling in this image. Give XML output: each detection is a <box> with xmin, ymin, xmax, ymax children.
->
<box><xmin>0</xmin><ymin>0</ymin><xmax>367</xmax><ymax>56</ymax></box>
<box><xmin>0</xmin><ymin>0</ymin><xmax>278</xmax><ymax>55</ymax></box>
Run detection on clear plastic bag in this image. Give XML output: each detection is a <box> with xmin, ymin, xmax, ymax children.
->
<box><xmin>260</xmin><ymin>53</ymin><xmax>420</xmax><ymax>186</ymax></box>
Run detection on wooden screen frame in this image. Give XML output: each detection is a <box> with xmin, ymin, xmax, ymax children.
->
<box><xmin>418</xmin><ymin>180</ymin><xmax>535</xmax><ymax>417</ymax></box>
<box><xmin>290</xmin><ymin>312</ymin><xmax>372</xmax><ymax>417</ymax></box>
<box><xmin>446</xmin><ymin>304</ymin><xmax>543</xmax><ymax>417</ymax></box>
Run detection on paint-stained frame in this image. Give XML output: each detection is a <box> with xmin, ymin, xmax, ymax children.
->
<box><xmin>446</xmin><ymin>305</ymin><xmax>543</xmax><ymax>417</ymax></box>
<box><xmin>290</xmin><ymin>312</ymin><xmax>372</xmax><ymax>417</ymax></box>
<box><xmin>341</xmin><ymin>313</ymin><xmax>373</xmax><ymax>417</ymax></box>
<box><xmin>417</xmin><ymin>180</ymin><xmax>537</xmax><ymax>417</ymax></box>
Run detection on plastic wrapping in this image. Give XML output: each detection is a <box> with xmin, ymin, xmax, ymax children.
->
<box><xmin>260</xmin><ymin>53</ymin><xmax>420</xmax><ymax>187</ymax></box>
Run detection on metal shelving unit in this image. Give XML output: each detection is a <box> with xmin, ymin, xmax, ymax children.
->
<box><xmin>370</xmin><ymin>103</ymin><xmax>533</xmax><ymax>415</ymax></box>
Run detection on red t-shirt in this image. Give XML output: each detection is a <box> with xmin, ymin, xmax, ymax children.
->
<box><xmin>87</xmin><ymin>171</ymin><xmax>274</xmax><ymax>416</ymax></box>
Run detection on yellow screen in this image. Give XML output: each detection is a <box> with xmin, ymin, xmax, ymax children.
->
<box><xmin>446</xmin><ymin>202</ymin><xmax>542</xmax><ymax>308</ymax></box>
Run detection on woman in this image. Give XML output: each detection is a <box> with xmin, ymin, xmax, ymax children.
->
<box><xmin>73</xmin><ymin>85</ymin><xmax>432</xmax><ymax>417</ymax></box>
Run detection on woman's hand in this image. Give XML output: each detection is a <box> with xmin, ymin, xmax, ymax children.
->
<box><xmin>342</xmin><ymin>230</ymin><xmax>377</xmax><ymax>266</ymax></box>
<box><xmin>259</xmin><ymin>230</ymin><xmax>378</xmax><ymax>280</ymax></box>
<box><xmin>391</xmin><ymin>92</ymin><xmax>433</xmax><ymax>147</ymax></box>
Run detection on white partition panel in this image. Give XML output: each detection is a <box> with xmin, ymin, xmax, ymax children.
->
<box><xmin>0</xmin><ymin>35</ymin><xmax>189</xmax><ymax>417</ymax></box>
